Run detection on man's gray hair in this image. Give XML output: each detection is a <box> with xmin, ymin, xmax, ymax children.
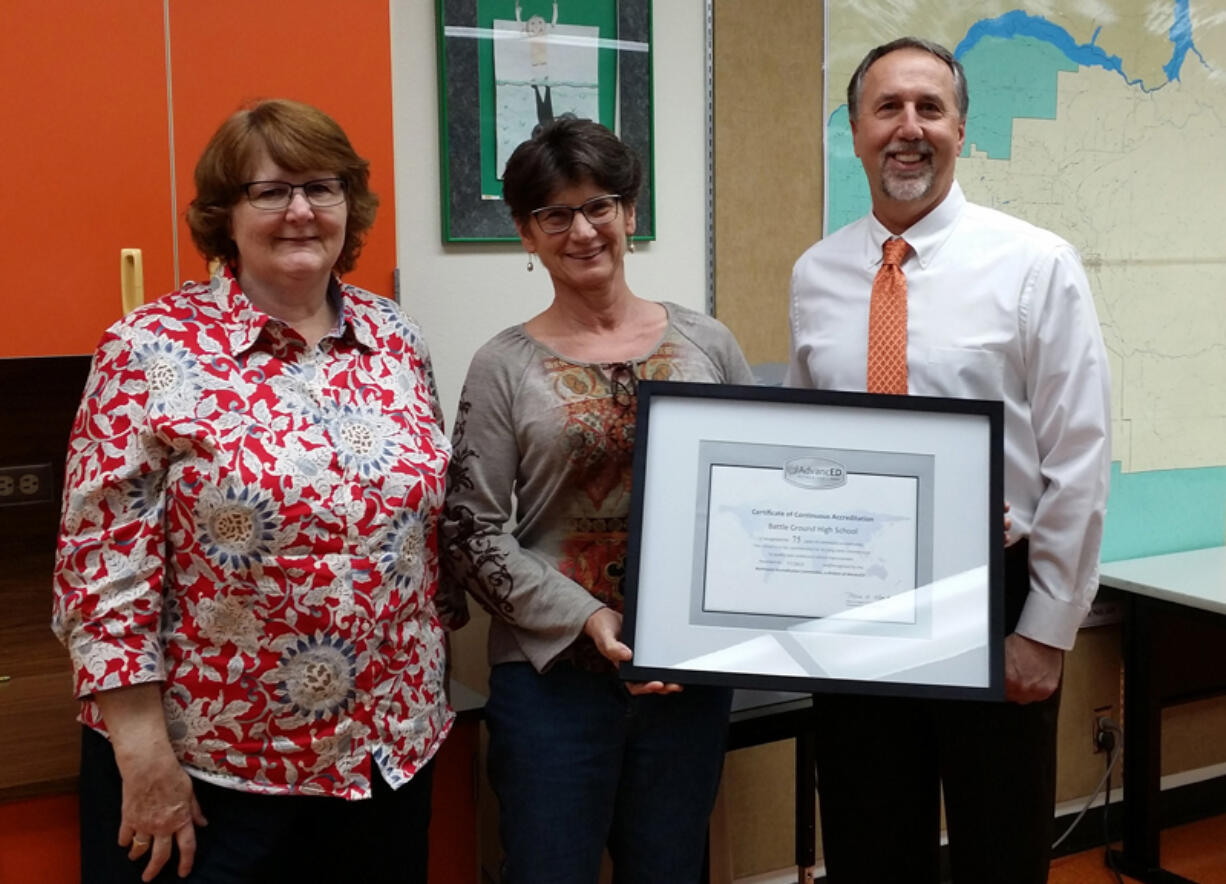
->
<box><xmin>846</xmin><ymin>37</ymin><xmax>969</xmax><ymax>121</ymax></box>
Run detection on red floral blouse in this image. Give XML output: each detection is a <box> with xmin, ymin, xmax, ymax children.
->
<box><xmin>52</xmin><ymin>268</ymin><xmax>465</xmax><ymax>799</ymax></box>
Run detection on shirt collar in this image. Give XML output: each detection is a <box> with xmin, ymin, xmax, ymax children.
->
<box><xmin>864</xmin><ymin>180</ymin><xmax>966</xmax><ymax>271</ymax></box>
<box><xmin>209</xmin><ymin>265</ymin><xmax>377</xmax><ymax>355</ymax></box>
<box><xmin>335</xmin><ymin>282</ymin><xmax>380</xmax><ymax>351</ymax></box>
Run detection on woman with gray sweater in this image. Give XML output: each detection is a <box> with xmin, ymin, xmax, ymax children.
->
<box><xmin>441</xmin><ymin>117</ymin><xmax>752</xmax><ymax>883</ymax></box>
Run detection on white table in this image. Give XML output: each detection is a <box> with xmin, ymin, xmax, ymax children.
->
<box><xmin>1098</xmin><ymin>546</ymin><xmax>1226</xmax><ymax>884</ymax></box>
<box><xmin>1100</xmin><ymin>546</ymin><xmax>1226</xmax><ymax>615</ymax></box>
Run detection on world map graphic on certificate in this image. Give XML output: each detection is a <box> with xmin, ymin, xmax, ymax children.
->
<box><xmin>825</xmin><ymin>0</ymin><xmax>1226</xmax><ymax>555</ymax></box>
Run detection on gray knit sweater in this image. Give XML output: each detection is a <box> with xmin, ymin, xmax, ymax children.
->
<box><xmin>441</xmin><ymin>302</ymin><xmax>754</xmax><ymax>672</ymax></box>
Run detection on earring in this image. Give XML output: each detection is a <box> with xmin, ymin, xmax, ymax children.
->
<box><xmin>628</xmin><ymin>241</ymin><xmax>636</xmax><ymax>254</ymax></box>
<box><xmin>527</xmin><ymin>252</ymin><xmax>534</xmax><ymax>272</ymax></box>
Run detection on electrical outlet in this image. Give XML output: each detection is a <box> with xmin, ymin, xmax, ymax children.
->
<box><xmin>0</xmin><ymin>463</ymin><xmax>55</xmax><ymax>506</ymax></box>
<box><xmin>1091</xmin><ymin>704</ymin><xmax>1113</xmax><ymax>753</ymax></box>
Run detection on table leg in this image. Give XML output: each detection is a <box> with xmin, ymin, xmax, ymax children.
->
<box><xmin>1110</xmin><ymin>595</ymin><xmax>1199</xmax><ymax>884</ymax></box>
<box><xmin>795</xmin><ymin>727</ymin><xmax>817</xmax><ymax>883</ymax></box>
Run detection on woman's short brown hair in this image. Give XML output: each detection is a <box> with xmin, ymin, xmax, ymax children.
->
<box><xmin>501</xmin><ymin>116</ymin><xmax>642</xmax><ymax>222</ymax></box>
<box><xmin>186</xmin><ymin>99</ymin><xmax>378</xmax><ymax>275</ymax></box>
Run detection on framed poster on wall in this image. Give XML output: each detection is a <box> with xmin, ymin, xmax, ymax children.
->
<box><xmin>435</xmin><ymin>0</ymin><xmax>654</xmax><ymax>242</ymax></box>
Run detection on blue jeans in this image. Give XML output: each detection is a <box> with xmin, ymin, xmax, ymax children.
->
<box><xmin>485</xmin><ymin>662</ymin><xmax>732</xmax><ymax>884</ymax></box>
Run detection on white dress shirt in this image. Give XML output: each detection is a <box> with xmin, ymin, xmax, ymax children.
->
<box><xmin>787</xmin><ymin>181</ymin><xmax>1111</xmax><ymax>650</ymax></box>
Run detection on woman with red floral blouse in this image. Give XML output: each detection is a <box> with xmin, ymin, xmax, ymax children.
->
<box><xmin>53</xmin><ymin>99</ymin><xmax>464</xmax><ymax>883</ymax></box>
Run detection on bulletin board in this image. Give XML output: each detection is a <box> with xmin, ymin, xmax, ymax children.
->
<box><xmin>710</xmin><ymin>0</ymin><xmax>823</xmax><ymax>367</ymax></box>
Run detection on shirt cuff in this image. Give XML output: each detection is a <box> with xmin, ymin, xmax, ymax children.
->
<box><xmin>1013</xmin><ymin>592</ymin><xmax>1091</xmax><ymax>651</ymax></box>
<box><xmin>522</xmin><ymin>596</ymin><xmax>608</xmax><ymax>673</ymax></box>
<box><xmin>70</xmin><ymin>641</ymin><xmax>166</xmax><ymax>700</ymax></box>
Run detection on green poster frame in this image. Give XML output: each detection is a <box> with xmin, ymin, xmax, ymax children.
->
<box><xmin>436</xmin><ymin>0</ymin><xmax>655</xmax><ymax>242</ymax></box>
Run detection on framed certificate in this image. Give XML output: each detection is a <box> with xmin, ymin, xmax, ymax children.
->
<box><xmin>620</xmin><ymin>382</ymin><xmax>1006</xmax><ymax>701</ymax></box>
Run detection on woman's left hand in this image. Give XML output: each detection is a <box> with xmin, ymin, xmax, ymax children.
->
<box><xmin>583</xmin><ymin>607</ymin><xmax>684</xmax><ymax>695</ymax></box>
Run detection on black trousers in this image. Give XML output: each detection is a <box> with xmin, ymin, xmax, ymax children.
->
<box><xmin>812</xmin><ymin>542</ymin><xmax>1061</xmax><ymax>884</ymax></box>
<box><xmin>79</xmin><ymin>726</ymin><xmax>434</xmax><ymax>884</ymax></box>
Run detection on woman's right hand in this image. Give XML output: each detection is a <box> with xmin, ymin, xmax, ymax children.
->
<box><xmin>115</xmin><ymin>744</ymin><xmax>206</xmax><ymax>881</ymax></box>
<box><xmin>583</xmin><ymin>607</ymin><xmax>683</xmax><ymax>696</ymax></box>
<box><xmin>96</xmin><ymin>684</ymin><xmax>207</xmax><ymax>881</ymax></box>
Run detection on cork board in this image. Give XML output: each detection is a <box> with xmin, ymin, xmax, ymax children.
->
<box><xmin>712</xmin><ymin>0</ymin><xmax>824</xmax><ymax>367</ymax></box>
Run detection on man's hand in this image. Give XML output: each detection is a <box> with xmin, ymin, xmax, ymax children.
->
<box><xmin>583</xmin><ymin>607</ymin><xmax>683</xmax><ymax>695</ymax></box>
<box><xmin>1004</xmin><ymin>633</ymin><xmax>1063</xmax><ymax>704</ymax></box>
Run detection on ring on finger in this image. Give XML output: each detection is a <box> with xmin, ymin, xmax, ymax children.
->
<box><xmin>133</xmin><ymin>836</ymin><xmax>152</xmax><ymax>847</ymax></box>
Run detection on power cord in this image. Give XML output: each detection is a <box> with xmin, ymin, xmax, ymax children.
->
<box><xmin>1051</xmin><ymin>716</ymin><xmax>1124</xmax><ymax>884</ymax></box>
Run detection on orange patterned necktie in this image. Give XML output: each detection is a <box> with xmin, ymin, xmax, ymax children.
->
<box><xmin>866</xmin><ymin>237</ymin><xmax>911</xmax><ymax>394</ymax></box>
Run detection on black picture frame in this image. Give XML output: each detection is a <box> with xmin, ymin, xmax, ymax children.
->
<box><xmin>620</xmin><ymin>381</ymin><xmax>1006</xmax><ymax>702</ymax></box>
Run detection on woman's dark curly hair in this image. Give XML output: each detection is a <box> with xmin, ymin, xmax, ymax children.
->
<box><xmin>186</xmin><ymin>99</ymin><xmax>378</xmax><ymax>275</ymax></box>
<box><xmin>501</xmin><ymin>116</ymin><xmax>642</xmax><ymax>222</ymax></box>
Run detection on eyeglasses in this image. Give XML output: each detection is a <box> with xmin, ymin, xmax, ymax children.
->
<box><xmin>242</xmin><ymin>178</ymin><xmax>347</xmax><ymax>211</ymax></box>
<box><xmin>530</xmin><ymin>194</ymin><xmax>622</xmax><ymax>234</ymax></box>
<box><xmin>604</xmin><ymin>361</ymin><xmax>638</xmax><ymax>410</ymax></box>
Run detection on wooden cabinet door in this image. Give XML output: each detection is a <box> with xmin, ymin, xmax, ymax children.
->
<box><xmin>0</xmin><ymin>0</ymin><xmax>175</xmax><ymax>356</ymax></box>
<box><xmin>168</xmin><ymin>0</ymin><xmax>398</xmax><ymax>298</ymax></box>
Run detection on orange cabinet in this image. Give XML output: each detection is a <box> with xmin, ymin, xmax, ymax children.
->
<box><xmin>0</xmin><ymin>0</ymin><xmax>398</xmax><ymax>359</ymax></box>
<box><xmin>1</xmin><ymin>0</ymin><xmax>175</xmax><ymax>356</ymax></box>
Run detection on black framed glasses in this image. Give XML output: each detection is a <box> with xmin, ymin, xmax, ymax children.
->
<box><xmin>530</xmin><ymin>194</ymin><xmax>622</xmax><ymax>234</ymax></box>
<box><xmin>604</xmin><ymin>361</ymin><xmax>638</xmax><ymax>410</ymax></box>
<box><xmin>242</xmin><ymin>178</ymin><xmax>347</xmax><ymax>211</ymax></box>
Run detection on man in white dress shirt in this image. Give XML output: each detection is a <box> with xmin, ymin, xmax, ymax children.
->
<box><xmin>787</xmin><ymin>37</ymin><xmax>1111</xmax><ymax>884</ymax></box>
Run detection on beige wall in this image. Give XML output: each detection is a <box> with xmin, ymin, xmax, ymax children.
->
<box><xmin>712</xmin><ymin>0</ymin><xmax>823</xmax><ymax>366</ymax></box>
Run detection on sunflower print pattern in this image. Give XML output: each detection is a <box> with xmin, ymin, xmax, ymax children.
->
<box><xmin>53</xmin><ymin>267</ymin><xmax>458</xmax><ymax>799</ymax></box>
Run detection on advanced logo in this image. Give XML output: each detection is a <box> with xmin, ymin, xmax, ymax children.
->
<box><xmin>782</xmin><ymin>457</ymin><xmax>847</xmax><ymax>490</ymax></box>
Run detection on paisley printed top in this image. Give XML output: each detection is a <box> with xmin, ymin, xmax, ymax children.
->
<box><xmin>441</xmin><ymin>302</ymin><xmax>753</xmax><ymax>672</ymax></box>
<box><xmin>52</xmin><ymin>267</ymin><xmax>462</xmax><ymax>799</ymax></box>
